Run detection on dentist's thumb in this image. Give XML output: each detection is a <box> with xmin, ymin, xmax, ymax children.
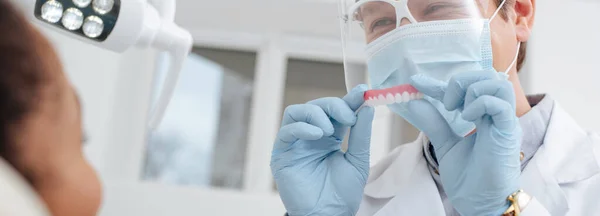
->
<box><xmin>408</xmin><ymin>74</ymin><xmax>459</xmax><ymax>148</ymax></box>
<box><xmin>406</xmin><ymin>100</ymin><xmax>457</xmax><ymax>145</ymax></box>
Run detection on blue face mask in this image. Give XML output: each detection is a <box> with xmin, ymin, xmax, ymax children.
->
<box><xmin>365</xmin><ymin>13</ymin><xmax>518</xmax><ymax>137</ymax></box>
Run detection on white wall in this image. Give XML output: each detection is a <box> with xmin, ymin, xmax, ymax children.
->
<box><xmin>175</xmin><ymin>1</ymin><xmax>340</xmax><ymax>40</ymax></box>
<box><xmin>527</xmin><ymin>0</ymin><xmax>600</xmax><ymax>132</ymax></box>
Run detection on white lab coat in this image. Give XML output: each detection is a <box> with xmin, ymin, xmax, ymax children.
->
<box><xmin>358</xmin><ymin>102</ymin><xmax>600</xmax><ymax>216</ymax></box>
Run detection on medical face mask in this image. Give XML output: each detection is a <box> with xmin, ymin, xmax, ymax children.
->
<box><xmin>364</xmin><ymin>2</ymin><xmax>520</xmax><ymax>137</ymax></box>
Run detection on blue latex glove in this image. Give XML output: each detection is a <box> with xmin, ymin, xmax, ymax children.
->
<box><xmin>408</xmin><ymin>70</ymin><xmax>522</xmax><ymax>216</ymax></box>
<box><xmin>271</xmin><ymin>84</ymin><xmax>375</xmax><ymax>216</ymax></box>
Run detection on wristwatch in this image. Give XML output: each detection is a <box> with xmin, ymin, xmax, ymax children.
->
<box><xmin>502</xmin><ymin>189</ymin><xmax>532</xmax><ymax>216</ymax></box>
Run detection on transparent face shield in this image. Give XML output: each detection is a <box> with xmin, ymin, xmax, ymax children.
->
<box><xmin>339</xmin><ymin>0</ymin><xmax>497</xmax><ymax>90</ymax></box>
<box><xmin>339</xmin><ymin>0</ymin><xmax>515</xmax><ymax>137</ymax></box>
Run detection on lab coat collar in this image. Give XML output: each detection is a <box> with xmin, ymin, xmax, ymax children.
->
<box><xmin>521</xmin><ymin>101</ymin><xmax>600</xmax><ymax>215</ymax></box>
<box><xmin>363</xmin><ymin>101</ymin><xmax>600</xmax><ymax>215</ymax></box>
<box><xmin>537</xmin><ymin>102</ymin><xmax>600</xmax><ymax>184</ymax></box>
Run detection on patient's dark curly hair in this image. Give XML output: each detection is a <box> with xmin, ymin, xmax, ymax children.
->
<box><xmin>0</xmin><ymin>0</ymin><xmax>54</xmax><ymax>173</ymax></box>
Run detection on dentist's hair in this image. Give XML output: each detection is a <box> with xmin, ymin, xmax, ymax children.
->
<box><xmin>495</xmin><ymin>0</ymin><xmax>527</xmax><ymax>71</ymax></box>
<box><xmin>0</xmin><ymin>0</ymin><xmax>58</xmax><ymax>182</ymax></box>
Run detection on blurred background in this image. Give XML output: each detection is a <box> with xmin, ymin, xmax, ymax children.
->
<box><xmin>36</xmin><ymin>0</ymin><xmax>599</xmax><ymax>215</ymax></box>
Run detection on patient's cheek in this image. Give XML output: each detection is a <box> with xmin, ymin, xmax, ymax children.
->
<box><xmin>34</xmin><ymin>157</ymin><xmax>102</xmax><ymax>216</ymax></box>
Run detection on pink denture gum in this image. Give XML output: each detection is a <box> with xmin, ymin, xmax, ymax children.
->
<box><xmin>363</xmin><ymin>85</ymin><xmax>477</xmax><ymax>137</ymax></box>
<box><xmin>363</xmin><ymin>84</ymin><xmax>424</xmax><ymax>107</ymax></box>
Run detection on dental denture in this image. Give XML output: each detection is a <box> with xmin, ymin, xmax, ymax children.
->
<box><xmin>364</xmin><ymin>84</ymin><xmax>424</xmax><ymax>106</ymax></box>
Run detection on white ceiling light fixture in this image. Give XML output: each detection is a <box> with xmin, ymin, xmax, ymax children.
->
<box><xmin>11</xmin><ymin>0</ymin><xmax>193</xmax><ymax>131</ymax></box>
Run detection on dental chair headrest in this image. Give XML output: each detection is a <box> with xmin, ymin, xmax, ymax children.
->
<box><xmin>0</xmin><ymin>157</ymin><xmax>49</xmax><ymax>216</ymax></box>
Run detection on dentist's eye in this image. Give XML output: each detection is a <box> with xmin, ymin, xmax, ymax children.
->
<box><xmin>369</xmin><ymin>18</ymin><xmax>395</xmax><ymax>33</ymax></box>
<box><xmin>424</xmin><ymin>4</ymin><xmax>449</xmax><ymax>16</ymax></box>
<box><xmin>422</xmin><ymin>2</ymin><xmax>471</xmax><ymax>20</ymax></box>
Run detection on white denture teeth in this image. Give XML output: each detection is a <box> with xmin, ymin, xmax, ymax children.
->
<box><xmin>377</xmin><ymin>95</ymin><xmax>386</xmax><ymax>106</ymax></box>
<box><xmin>371</xmin><ymin>98</ymin><xmax>379</xmax><ymax>106</ymax></box>
<box><xmin>364</xmin><ymin>91</ymin><xmax>424</xmax><ymax>107</ymax></box>
<box><xmin>365</xmin><ymin>97</ymin><xmax>373</xmax><ymax>106</ymax></box>
<box><xmin>386</xmin><ymin>94</ymin><xmax>395</xmax><ymax>104</ymax></box>
<box><xmin>401</xmin><ymin>92</ymin><xmax>410</xmax><ymax>102</ymax></box>
<box><xmin>363</xmin><ymin>83</ymin><xmax>426</xmax><ymax>107</ymax></box>
<box><xmin>394</xmin><ymin>93</ymin><xmax>403</xmax><ymax>103</ymax></box>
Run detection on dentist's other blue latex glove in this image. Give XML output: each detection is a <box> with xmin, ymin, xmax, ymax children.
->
<box><xmin>409</xmin><ymin>70</ymin><xmax>522</xmax><ymax>216</ymax></box>
<box><xmin>271</xmin><ymin>84</ymin><xmax>375</xmax><ymax>216</ymax></box>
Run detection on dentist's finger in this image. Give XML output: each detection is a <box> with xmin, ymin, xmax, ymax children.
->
<box><xmin>343</xmin><ymin>84</ymin><xmax>370</xmax><ymax>111</ymax></box>
<box><xmin>407</xmin><ymin>99</ymin><xmax>460</xmax><ymax>159</ymax></box>
<box><xmin>443</xmin><ymin>70</ymin><xmax>497</xmax><ymax>111</ymax></box>
<box><xmin>464</xmin><ymin>79</ymin><xmax>516</xmax><ymax>110</ymax></box>
<box><xmin>272</xmin><ymin>122</ymin><xmax>325</xmax><ymax>154</ymax></box>
<box><xmin>409</xmin><ymin>74</ymin><xmax>447</xmax><ymax>102</ymax></box>
<box><xmin>462</xmin><ymin>95</ymin><xmax>517</xmax><ymax>131</ymax></box>
<box><xmin>308</xmin><ymin>97</ymin><xmax>356</xmax><ymax>126</ymax></box>
<box><xmin>281</xmin><ymin>104</ymin><xmax>335</xmax><ymax>136</ymax></box>
<box><xmin>345</xmin><ymin>106</ymin><xmax>375</xmax><ymax>173</ymax></box>
<box><xmin>276</xmin><ymin>122</ymin><xmax>324</xmax><ymax>144</ymax></box>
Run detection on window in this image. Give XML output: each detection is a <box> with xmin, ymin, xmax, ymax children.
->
<box><xmin>142</xmin><ymin>48</ymin><xmax>257</xmax><ymax>190</ymax></box>
<box><xmin>283</xmin><ymin>58</ymin><xmax>347</xmax><ymax>103</ymax></box>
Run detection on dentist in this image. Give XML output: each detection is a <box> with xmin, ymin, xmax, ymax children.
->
<box><xmin>271</xmin><ymin>0</ymin><xmax>600</xmax><ymax>215</ymax></box>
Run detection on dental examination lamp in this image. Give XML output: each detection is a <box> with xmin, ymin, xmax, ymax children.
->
<box><xmin>10</xmin><ymin>0</ymin><xmax>193</xmax><ymax>130</ymax></box>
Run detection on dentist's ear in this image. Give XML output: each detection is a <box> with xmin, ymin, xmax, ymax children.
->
<box><xmin>514</xmin><ymin>0</ymin><xmax>535</xmax><ymax>42</ymax></box>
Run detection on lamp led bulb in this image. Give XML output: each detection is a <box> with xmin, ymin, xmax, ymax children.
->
<box><xmin>72</xmin><ymin>0</ymin><xmax>92</xmax><ymax>8</ymax></box>
<box><xmin>92</xmin><ymin>0</ymin><xmax>114</xmax><ymax>14</ymax></box>
<box><xmin>40</xmin><ymin>0</ymin><xmax>63</xmax><ymax>23</ymax></box>
<box><xmin>83</xmin><ymin>16</ymin><xmax>104</xmax><ymax>38</ymax></box>
<box><xmin>62</xmin><ymin>8</ymin><xmax>84</xmax><ymax>30</ymax></box>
